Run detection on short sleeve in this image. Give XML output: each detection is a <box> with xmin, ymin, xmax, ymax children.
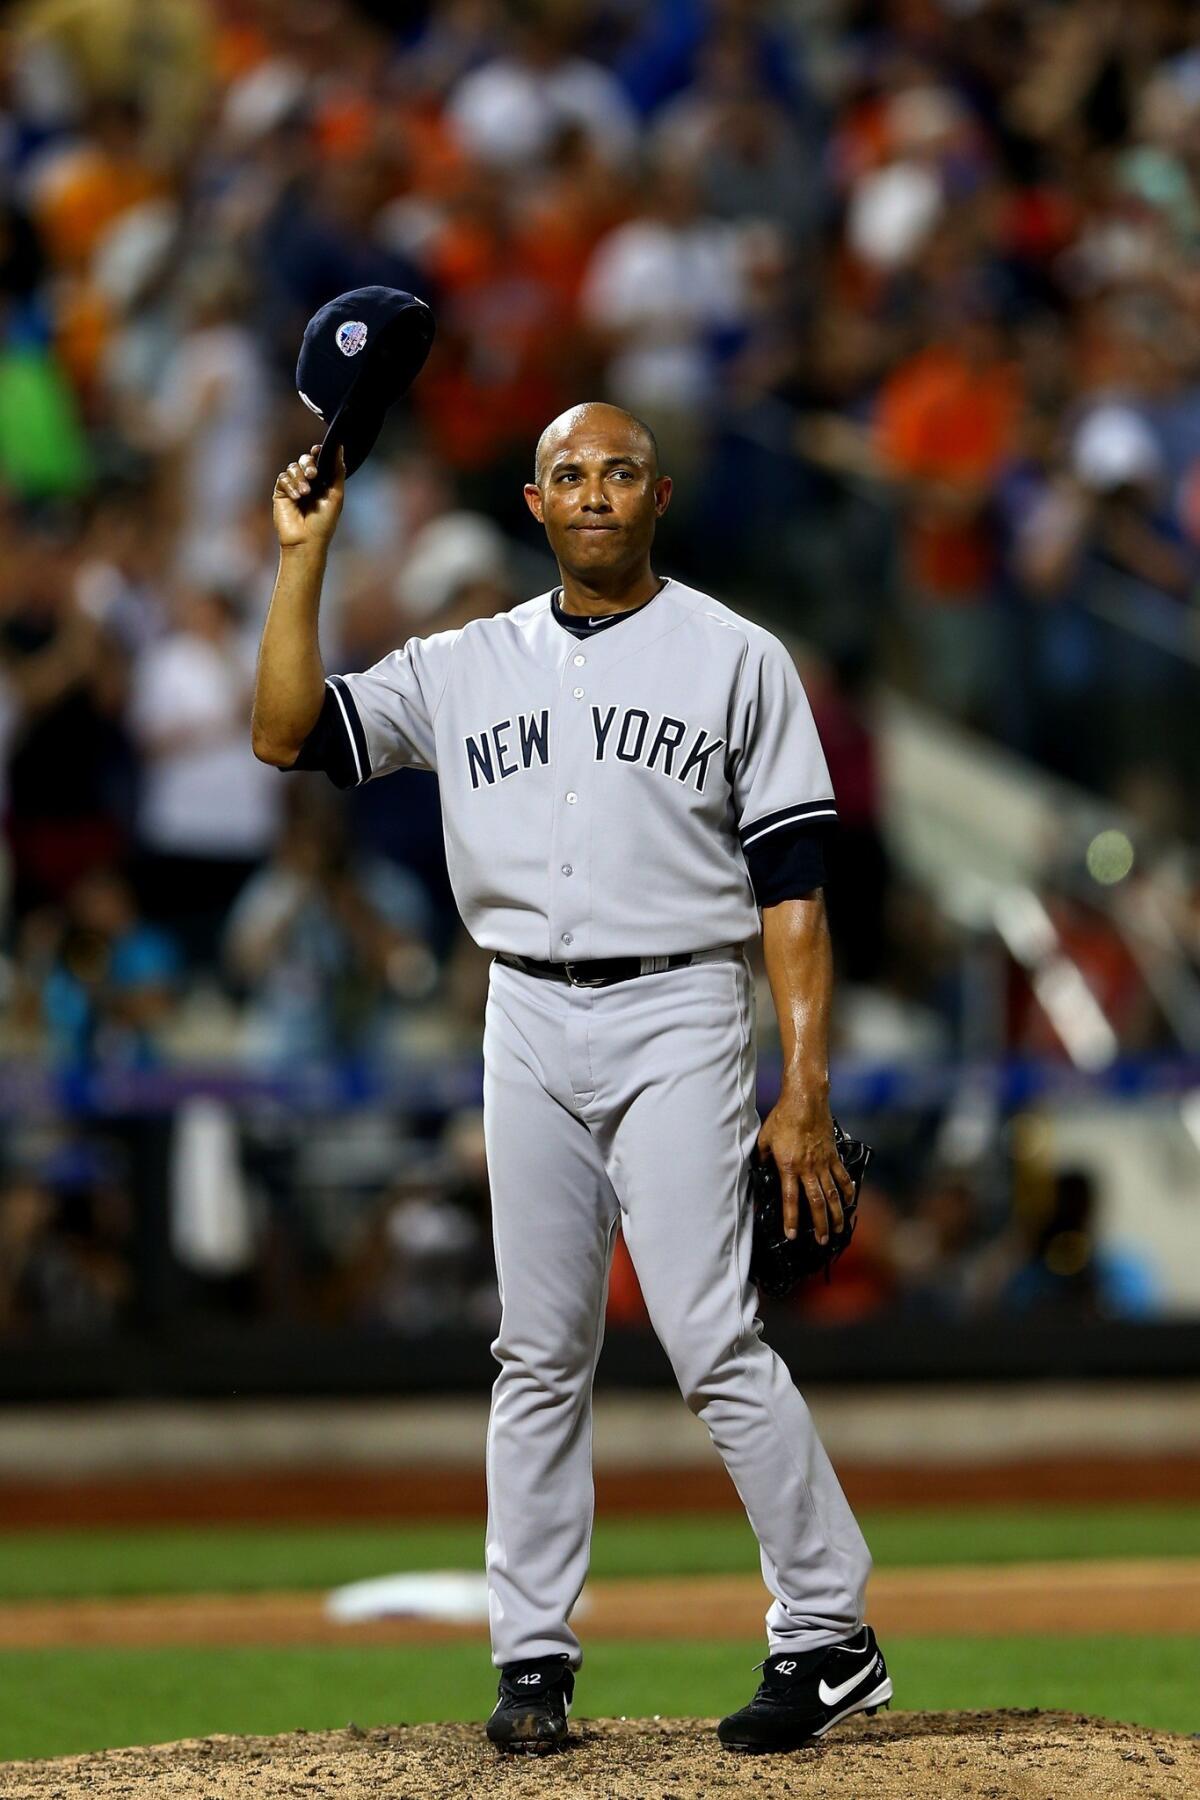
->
<box><xmin>745</xmin><ymin>827</ymin><xmax>827</xmax><ymax>906</ymax></box>
<box><xmin>290</xmin><ymin>631</ymin><xmax>457</xmax><ymax>789</ymax></box>
<box><xmin>729</xmin><ymin>633</ymin><xmax>837</xmax><ymax>856</ymax></box>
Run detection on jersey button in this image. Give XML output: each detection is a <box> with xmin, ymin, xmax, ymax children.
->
<box><xmin>561</xmin><ymin>932</ymin><xmax>573</xmax><ymax>945</ymax></box>
<box><xmin>572</xmin><ymin>686</ymin><xmax>584</xmax><ymax>699</ymax></box>
<box><xmin>572</xmin><ymin>653</ymin><xmax>585</xmax><ymax>666</ymax></box>
<box><xmin>565</xmin><ymin>791</ymin><xmax>578</xmax><ymax>804</ymax></box>
<box><xmin>561</xmin><ymin>863</ymin><xmax>573</xmax><ymax>876</ymax></box>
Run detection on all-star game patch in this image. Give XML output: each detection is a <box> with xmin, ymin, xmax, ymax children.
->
<box><xmin>335</xmin><ymin>320</ymin><xmax>368</xmax><ymax>357</ymax></box>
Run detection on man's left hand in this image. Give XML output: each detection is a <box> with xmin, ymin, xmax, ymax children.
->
<box><xmin>757</xmin><ymin>1088</ymin><xmax>854</xmax><ymax>1245</ymax></box>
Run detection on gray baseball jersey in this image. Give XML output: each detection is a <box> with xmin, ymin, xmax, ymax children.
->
<box><xmin>287</xmin><ymin>572</ymin><xmax>871</xmax><ymax>1669</ymax></box>
<box><xmin>295</xmin><ymin>577</ymin><xmax>836</xmax><ymax>958</ymax></box>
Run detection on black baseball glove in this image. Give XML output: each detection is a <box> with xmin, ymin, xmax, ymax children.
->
<box><xmin>747</xmin><ymin>1118</ymin><xmax>871</xmax><ymax>1297</ymax></box>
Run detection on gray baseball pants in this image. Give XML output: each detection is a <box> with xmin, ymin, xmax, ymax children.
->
<box><xmin>482</xmin><ymin>950</ymin><xmax>872</xmax><ymax>1669</ymax></box>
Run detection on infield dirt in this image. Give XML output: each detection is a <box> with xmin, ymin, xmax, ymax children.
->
<box><xmin>1</xmin><ymin>1713</ymin><xmax>1197</xmax><ymax>1800</ymax></box>
<box><xmin>0</xmin><ymin>1559</ymin><xmax>1197</xmax><ymax>1648</ymax></box>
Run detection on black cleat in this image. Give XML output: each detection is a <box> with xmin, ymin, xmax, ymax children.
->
<box><xmin>485</xmin><ymin>1653</ymin><xmax>575</xmax><ymax>1754</ymax></box>
<box><xmin>717</xmin><ymin>1625</ymin><xmax>892</xmax><ymax>1754</ymax></box>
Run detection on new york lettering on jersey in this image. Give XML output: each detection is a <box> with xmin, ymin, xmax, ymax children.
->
<box><xmin>465</xmin><ymin>712</ymin><xmax>550</xmax><ymax>788</ymax></box>
<box><xmin>590</xmin><ymin>706</ymin><xmax>724</xmax><ymax>789</ymax></box>
<box><xmin>288</xmin><ymin>579</ymin><xmax>837</xmax><ymax>959</ymax></box>
<box><xmin>463</xmin><ymin>704</ymin><xmax>724</xmax><ymax>792</ymax></box>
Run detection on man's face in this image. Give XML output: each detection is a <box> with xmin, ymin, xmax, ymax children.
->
<box><xmin>524</xmin><ymin>415</ymin><xmax>671</xmax><ymax>581</ymax></box>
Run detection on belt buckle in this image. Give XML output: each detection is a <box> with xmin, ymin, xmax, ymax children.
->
<box><xmin>564</xmin><ymin>961</ymin><xmax>604</xmax><ymax>988</ymax></box>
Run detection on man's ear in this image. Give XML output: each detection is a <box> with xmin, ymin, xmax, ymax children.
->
<box><xmin>654</xmin><ymin>476</ymin><xmax>673</xmax><ymax>518</ymax></box>
<box><xmin>523</xmin><ymin>482</ymin><xmax>544</xmax><ymax>524</ymax></box>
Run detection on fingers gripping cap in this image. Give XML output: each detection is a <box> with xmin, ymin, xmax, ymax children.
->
<box><xmin>296</xmin><ymin>286</ymin><xmax>435</xmax><ymax>485</ymax></box>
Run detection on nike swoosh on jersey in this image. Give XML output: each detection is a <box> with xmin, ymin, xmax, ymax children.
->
<box><xmin>817</xmin><ymin>1658</ymin><xmax>878</xmax><ymax>1707</ymax></box>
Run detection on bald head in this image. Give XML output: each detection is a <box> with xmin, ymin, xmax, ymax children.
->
<box><xmin>525</xmin><ymin>400</ymin><xmax>671</xmax><ymax>588</ymax></box>
<box><xmin>534</xmin><ymin>402</ymin><xmax>659</xmax><ymax>487</ymax></box>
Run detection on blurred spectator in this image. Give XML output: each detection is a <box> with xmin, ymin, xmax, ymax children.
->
<box><xmin>654</xmin><ymin>28</ymin><xmax>814</xmax><ymax>223</ymax></box>
<box><xmin>224</xmin><ymin>785</ymin><xmax>435</xmax><ymax>1063</ymax></box>
<box><xmin>95</xmin><ymin>197</ymin><xmax>187</xmax><ymax>449</ymax></box>
<box><xmin>837</xmin><ymin>65</ymin><xmax>989</xmax><ymax>280</ymax></box>
<box><xmin>1008</xmin><ymin>397</ymin><xmax>1194</xmax><ymax>783</ymax></box>
<box><xmin>0</xmin><ymin>522</ymin><xmax>129</xmax><ymax>916</ymax></box>
<box><xmin>973</xmin><ymin>1166</ymin><xmax>1160</xmax><ymax>1318</ymax></box>
<box><xmin>403</xmin><ymin>0</ymin><xmax>507</xmax><ymax>99</ymax></box>
<box><xmin>511</xmin><ymin>122</ymin><xmax>632</xmax><ymax>319</ymax></box>
<box><xmin>334</xmin><ymin>1106</ymin><xmax>493</xmax><ymax>1331</ymax></box>
<box><xmin>693</xmin><ymin>76</ymin><xmax>817</xmax><ymax>239</ymax></box>
<box><xmin>145</xmin><ymin>262</ymin><xmax>271</xmax><ymax>583</ymax></box>
<box><xmin>615</xmin><ymin>0</ymin><xmax>806</xmax><ymax>120</ymax></box>
<box><xmin>23</xmin><ymin>96</ymin><xmax>165</xmax><ymax>276</ymax></box>
<box><xmin>1063</xmin><ymin>402</ymin><xmax>1192</xmax><ymax>603</ymax></box>
<box><xmin>893</xmin><ymin>1172</ymin><xmax>986</xmax><ymax>1318</ymax></box>
<box><xmin>0</xmin><ymin>1163</ymin><xmax>132</xmax><ymax>1334</ymax></box>
<box><xmin>257</xmin><ymin>131</ymin><xmax>423</xmax><ymax>325</ymax></box>
<box><xmin>875</xmin><ymin>301</ymin><xmax>1023</xmax><ymax>731</ymax></box>
<box><xmin>581</xmin><ymin>158</ymin><xmax>745</xmax><ymax>477</ymax></box>
<box><xmin>413</xmin><ymin>159</ymin><xmax>575</xmax><ymax>501</ymax></box>
<box><xmin>398</xmin><ymin>508</ymin><xmax>516</xmax><ymax>627</ymax></box>
<box><xmin>127</xmin><ymin>584</ymin><xmax>279</xmax><ymax>964</ymax></box>
<box><xmin>446</xmin><ymin>7</ymin><xmax>638</xmax><ymax>172</ymax></box>
<box><xmin>0</xmin><ymin>296</ymin><xmax>92</xmax><ymax>498</ymax></box>
<box><xmin>14</xmin><ymin>0</ymin><xmax>214</xmax><ymax>159</ymax></box>
<box><xmin>72</xmin><ymin>479</ymin><xmax>169</xmax><ymax>655</ymax></box>
<box><xmin>19</xmin><ymin>866</ymin><xmax>180</xmax><ymax>1070</ymax></box>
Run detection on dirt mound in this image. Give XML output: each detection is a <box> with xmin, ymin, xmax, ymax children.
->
<box><xmin>2</xmin><ymin>1712</ymin><xmax>1196</xmax><ymax>1799</ymax></box>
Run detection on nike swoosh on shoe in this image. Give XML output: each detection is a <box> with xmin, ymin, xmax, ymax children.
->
<box><xmin>817</xmin><ymin>1658</ymin><xmax>879</xmax><ymax>1707</ymax></box>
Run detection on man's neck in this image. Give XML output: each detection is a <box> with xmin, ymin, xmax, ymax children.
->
<box><xmin>557</xmin><ymin>565</ymin><xmax>664</xmax><ymax>618</ymax></box>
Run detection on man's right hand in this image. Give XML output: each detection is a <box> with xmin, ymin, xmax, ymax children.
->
<box><xmin>273</xmin><ymin>442</ymin><xmax>345</xmax><ymax>549</ymax></box>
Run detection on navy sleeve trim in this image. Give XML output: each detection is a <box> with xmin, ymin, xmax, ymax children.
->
<box><xmin>739</xmin><ymin>799</ymin><xmax>838</xmax><ymax>849</ymax></box>
<box><xmin>327</xmin><ymin>674</ymin><xmax>370</xmax><ymax>782</ymax></box>
<box><xmin>745</xmin><ymin>820</ymin><xmax>831</xmax><ymax>907</ymax></box>
<box><xmin>286</xmin><ymin>681</ymin><xmax>363</xmax><ymax>790</ymax></box>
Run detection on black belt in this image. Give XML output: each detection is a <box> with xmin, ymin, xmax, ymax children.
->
<box><xmin>496</xmin><ymin>951</ymin><xmax>699</xmax><ymax>989</ymax></box>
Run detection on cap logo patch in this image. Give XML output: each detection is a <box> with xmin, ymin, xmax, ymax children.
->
<box><xmin>335</xmin><ymin>320</ymin><xmax>368</xmax><ymax>357</ymax></box>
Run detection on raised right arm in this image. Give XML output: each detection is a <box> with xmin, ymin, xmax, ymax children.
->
<box><xmin>251</xmin><ymin>443</ymin><xmax>345</xmax><ymax>768</ymax></box>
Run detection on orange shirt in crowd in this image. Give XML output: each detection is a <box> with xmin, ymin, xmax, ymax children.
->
<box><xmin>415</xmin><ymin>190</ymin><xmax>571</xmax><ymax>470</ymax></box>
<box><xmin>876</xmin><ymin>343</ymin><xmax>1022</xmax><ymax>598</ymax></box>
<box><xmin>29</xmin><ymin>146</ymin><xmax>167</xmax><ymax>401</ymax></box>
<box><xmin>30</xmin><ymin>146</ymin><xmax>165</xmax><ymax>272</ymax></box>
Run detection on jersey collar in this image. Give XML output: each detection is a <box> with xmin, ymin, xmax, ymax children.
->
<box><xmin>550</xmin><ymin>577</ymin><xmax>672</xmax><ymax>640</ymax></box>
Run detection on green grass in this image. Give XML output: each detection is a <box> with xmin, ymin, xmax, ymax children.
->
<box><xmin>0</xmin><ymin>1636</ymin><xmax>1195</xmax><ymax>1763</ymax></box>
<box><xmin>2</xmin><ymin>1508</ymin><xmax>1196</xmax><ymax>1761</ymax></box>
<box><xmin>0</xmin><ymin>1505</ymin><xmax>1195</xmax><ymax>1601</ymax></box>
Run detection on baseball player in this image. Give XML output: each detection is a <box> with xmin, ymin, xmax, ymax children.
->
<box><xmin>254</xmin><ymin>401</ymin><xmax>890</xmax><ymax>1755</ymax></box>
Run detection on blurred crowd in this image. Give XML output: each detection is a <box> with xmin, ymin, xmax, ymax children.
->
<box><xmin>0</xmin><ymin>1099</ymin><xmax>1163</xmax><ymax>1338</ymax></box>
<box><xmin>2</xmin><ymin>0</ymin><xmax>1199</xmax><ymax>1340</ymax></box>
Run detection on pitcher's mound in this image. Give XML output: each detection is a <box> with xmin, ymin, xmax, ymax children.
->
<box><xmin>2</xmin><ymin>1711</ymin><xmax>1196</xmax><ymax>1798</ymax></box>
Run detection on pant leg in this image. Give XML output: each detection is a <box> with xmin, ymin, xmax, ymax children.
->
<box><xmin>588</xmin><ymin>954</ymin><xmax>872</xmax><ymax>1652</ymax></box>
<box><xmin>482</xmin><ymin>961</ymin><xmax>620</xmax><ymax>1669</ymax></box>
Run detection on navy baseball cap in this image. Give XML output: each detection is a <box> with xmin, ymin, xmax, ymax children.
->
<box><xmin>296</xmin><ymin>286</ymin><xmax>435</xmax><ymax>487</ymax></box>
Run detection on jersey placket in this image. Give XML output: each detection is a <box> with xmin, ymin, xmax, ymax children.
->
<box><xmin>547</xmin><ymin>644</ymin><xmax>594</xmax><ymax>962</ymax></box>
